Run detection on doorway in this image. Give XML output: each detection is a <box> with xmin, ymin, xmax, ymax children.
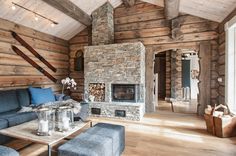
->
<box><xmin>154</xmin><ymin>52</ymin><xmax>166</xmax><ymax>100</ymax></box>
<box><xmin>154</xmin><ymin>49</ymin><xmax>199</xmax><ymax>114</ymax></box>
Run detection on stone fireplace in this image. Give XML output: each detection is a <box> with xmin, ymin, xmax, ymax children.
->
<box><xmin>84</xmin><ymin>42</ymin><xmax>145</xmax><ymax>120</ymax></box>
<box><xmin>83</xmin><ymin>2</ymin><xmax>145</xmax><ymax>121</ymax></box>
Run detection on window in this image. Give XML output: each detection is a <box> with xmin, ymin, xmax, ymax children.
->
<box><xmin>225</xmin><ymin>16</ymin><xmax>236</xmax><ymax>112</ymax></box>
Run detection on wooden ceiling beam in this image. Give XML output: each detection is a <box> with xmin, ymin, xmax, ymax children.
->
<box><xmin>164</xmin><ymin>0</ymin><xmax>180</xmax><ymax>20</ymax></box>
<box><xmin>122</xmin><ymin>0</ymin><xmax>136</xmax><ymax>7</ymax></box>
<box><xmin>42</xmin><ymin>0</ymin><xmax>91</xmax><ymax>26</ymax></box>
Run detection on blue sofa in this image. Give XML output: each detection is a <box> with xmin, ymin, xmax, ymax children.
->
<box><xmin>0</xmin><ymin>89</ymin><xmax>37</xmax><ymax>144</ymax></box>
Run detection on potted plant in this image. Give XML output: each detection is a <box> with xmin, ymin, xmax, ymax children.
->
<box><xmin>56</xmin><ymin>77</ymin><xmax>77</xmax><ymax>101</ymax></box>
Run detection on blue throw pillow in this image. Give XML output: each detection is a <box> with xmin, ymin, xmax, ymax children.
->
<box><xmin>29</xmin><ymin>87</ymin><xmax>55</xmax><ymax>106</ymax></box>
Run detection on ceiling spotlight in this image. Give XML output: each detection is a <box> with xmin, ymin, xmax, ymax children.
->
<box><xmin>34</xmin><ymin>14</ymin><xmax>38</xmax><ymax>21</ymax></box>
<box><xmin>11</xmin><ymin>4</ymin><xmax>16</xmax><ymax>10</ymax></box>
<box><xmin>50</xmin><ymin>22</ymin><xmax>55</xmax><ymax>28</ymax></box>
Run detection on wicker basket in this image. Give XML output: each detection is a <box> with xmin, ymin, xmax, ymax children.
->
<box><xmin>204</xmin><ymin>104</ymin><xmax>236</xmax><ymax>138</ymax></box>
<box><xmin>204</xmin><ymin>114</ymin><xmax>215</xmax><ymax>135</ymax></box>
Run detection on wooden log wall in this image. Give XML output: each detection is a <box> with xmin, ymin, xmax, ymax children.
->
<box><xmin>0</xmin><ymin>18</ymin><xmax>69</xmax><ymax>93</ymax></box>
<box><xmin>114</xmin><ymin>1</ymin><xmax>219</xmax><ymax>113</ymax></box>
<box><xmin>218</xmin><ymin>8</ymin><xmax>236</xmax><ymax>104</ymax></box>
<box><xmin>69</xmin><ymin>28</ymin><xmax>91</xmax><ymax>100</ymax></box>
<box><xmin>69</xmin><ymin>1</ymin><xmax>219</xmax><ymax>113</ymax></box>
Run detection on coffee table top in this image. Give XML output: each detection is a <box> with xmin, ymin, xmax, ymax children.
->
<box><xmin>0</xmin><ymin>120</ymin><xmax>90</xmax><ymax>145</ymax></box>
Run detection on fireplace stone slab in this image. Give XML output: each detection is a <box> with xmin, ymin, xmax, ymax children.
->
<box><xmin>89</xmin><ymin>102</ymin><xmax>144</xmax><ymax>121</ymax></box>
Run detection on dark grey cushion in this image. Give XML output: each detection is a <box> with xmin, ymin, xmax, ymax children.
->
<box><xmin>0</xmin><ymin>112</ymin><xmax>37</xmax><ymax>127</ymax></box>
<box><xmin>16</xmin><ymin>89</ymin><xmax>30</xmax><ymax>107</ymax></box>
<box><xmin>0</xmin><ymin>145</ymin><xmax>19</xmax><ymax>156</ymax></box>
<box><xmin>58</xmin><ymin>133</ymin><xmax>113</xmax><ymax>156</ymax></box>
<box><xmin>0</xmin><ymin>119</ymin><xmax>8</xmax><ymax>129</ymax></box>
<box><xmin>94</xmin><ymin>123</ymin><xmax>125</xmax><ymax>155</ymax></box>
<box><xmin>0</xmin><ymin>90</ymin><xmax>20</xmax><ymax>113</ymax></box>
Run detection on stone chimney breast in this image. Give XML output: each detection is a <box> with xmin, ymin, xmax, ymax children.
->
<box><xmin>92</xmin><ymin>2</ymin><xmax>114</xmax><ymax>45</ymax></box>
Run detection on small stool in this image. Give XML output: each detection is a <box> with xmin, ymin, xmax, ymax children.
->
<box><xmin>0</xmin><ymin>146</ymin><xmax>19</xmax><ymax>156</ymax></box>
<box><xmin>58</xmin><ymin>123</ymin><xmax>125</xmax><ymax>156</ymax></box>
<box><xmin>58</xmin><ymin>133</ymin><xmax>113</xmax><ymax>156</ymax></box>
<box><xmin>93</xmin><ymin>123</ymin><xmax>125</xmax><ymax>156</ymax></box>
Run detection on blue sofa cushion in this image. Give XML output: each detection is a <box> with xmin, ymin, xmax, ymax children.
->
<box><xmin>58</xmin><ymin>133</ymin><xmax>113</xmax><ymax>156</ymax></box>
<box><xmin>0</xmin><ymin>90</ymin><xmax>20</xmax><ymax>113</ymax></box>
<box><xmin>29</xmin><ymin>87</ymin><xmax>55</xmax><ymax>105</ymax></box>
<box><xmin>0</xmin><ymin>110</ymin><xmax>18</xmax><ymax>117</ymax></box>
<box><xmin>0</xmin><ymin>119</ymin><xmax>8</xmax><ymax>129</ymax></box>
<box><xmin>16</xmin><ymin>89</ymin><xmax>30</xmax><ymax>107</ymax></box>
<box><xmin>0</xmin><ymin>112</ymin><xmax>37</xmax><ymax>127</ymax></box>
<box><xmin>0</xmin><ymin>145</ymin><xmax>19</xmax><ymax>156</ymax></box>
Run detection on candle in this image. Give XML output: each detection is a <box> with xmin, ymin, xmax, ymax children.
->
<box><xmin>39</xmin><ymin>120</ymin><xmax>49</xmax><ymax>133</ymax></box>
<box><xmin>62</xmin><ymin>117</ymin><xmax>70</xmax><ymax>130</ymax></box>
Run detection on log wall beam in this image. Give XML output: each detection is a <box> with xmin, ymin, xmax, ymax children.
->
<box><xmin>164</xmin><ymin>0</ymin><xmax>180</xmax><ymax>20</ymax></box>
<box><xmin>42</xmin><ymin>0</ymin><xmax>91</xmax><ymax>26</ymax></box>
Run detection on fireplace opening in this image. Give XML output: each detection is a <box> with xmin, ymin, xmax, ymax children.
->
<box><xmin>112</xmin><ymin>84</ymin><xmax>137</xmax><ymax>102</ymax></box>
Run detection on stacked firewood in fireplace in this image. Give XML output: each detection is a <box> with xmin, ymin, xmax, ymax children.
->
<box><xmin>89</xmin><ymin>83</ymin><xmax>105</xmax><ymax>102</ymax></box>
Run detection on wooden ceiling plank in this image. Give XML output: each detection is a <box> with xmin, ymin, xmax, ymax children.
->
<box><xmin>41</xmin><ymin>0</ymin><xmax>91</xmax><ymax>26</ymax></box>
<box><xmin>164</xmin><ymin>0</ymin><xmax>180</xmax><ymax>20</ymax></box>
<box><xmin>122</xmin><ymin>0</ymin><xmax>136</xmax><ymax>7</ymax></box>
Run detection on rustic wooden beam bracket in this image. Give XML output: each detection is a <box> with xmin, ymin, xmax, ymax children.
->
<box><xmin>122</xmin><ymin>0</ymin><xmax>136</xmax><ymax>7</ymax></box>
<box><xmin>171</xmin><ymin>17</ymin><xmax>184</xmax><ymax>40</ymax></box>
<box><xmin>12</xmin><ymin>45</ymin><xmax>57</xmax><ymax>83</ymax></box>
<box><xmin>11</xmin><ymin>31</ymin><xmax>57</xmax><ymax>72</ymax></box>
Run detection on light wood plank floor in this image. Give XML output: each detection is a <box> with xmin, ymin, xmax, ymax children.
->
<box><xmin>4</xmin><ymin>111</ymin><xmax>236</xmax><ymax>156</ymax></box>
<box><xmin>157</xmin><ymin>100</ymin><xmax>198</xmax><ymax>114</ymax></box>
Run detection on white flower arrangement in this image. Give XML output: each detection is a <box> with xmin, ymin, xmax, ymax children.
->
<box><xmin>61</xmin><ymin>77</ymin><xmax>77</xmax><ymax>94</ymax></box>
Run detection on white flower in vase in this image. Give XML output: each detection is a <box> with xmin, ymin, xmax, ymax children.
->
<box><xmin>61</xmin><ymin>77</ymin><xmax>77</xmax><ymax>94</ymax></box>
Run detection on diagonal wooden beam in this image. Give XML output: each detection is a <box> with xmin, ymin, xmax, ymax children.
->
<box><xmin>164</xmin><ymin>0</ymin><xmax>180</xmax><ymax>20</ymax></box>
<box><xmin>42</xmin><ymin>0</ymin><xmax>91</xmax><ymax>26</ymax></box>
<box><xmin>122</xmin><ymin>0</ymin><xmax>136</xmax><ymax>7</ymax></box>
<box><xmin>11</xmin><ymin>31</ymin><xmax>57</xmax><ymax>72</ymax></box>
<box><xmin>12</xmin><ymin>46</ymin><xmax>57</xmax><ymax>83</ymax></box>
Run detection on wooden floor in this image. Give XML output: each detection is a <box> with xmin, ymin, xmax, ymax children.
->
<box><xmin>157</xmin><ymin>100</ymin><xmax>198</xmax><ymax>114</ymax></box>
<box><xmin>4</xmin><ymin>110</ymin><xmax>236</xmax><ymax>156</ymax></box>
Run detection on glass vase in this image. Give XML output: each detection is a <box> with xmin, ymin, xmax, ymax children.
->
<box><xmin>36</xmin><ymin>108</ymin><xmax>55</xmax><ymax>136</ymax></box>
<box><xmin>56</xmin><ymin>106</ymin><xmax>74</xmax><ymax>132</ymax></box>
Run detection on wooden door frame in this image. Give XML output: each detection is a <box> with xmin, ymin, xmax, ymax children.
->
<box><xmin>145</xmin><ymin>41</ymin><xmax>211</xmax><ymax>115</ymax></box>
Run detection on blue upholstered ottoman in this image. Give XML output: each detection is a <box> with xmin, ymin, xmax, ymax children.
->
<box><xmin>58</xmin><ymin>123</ymin><xmax>125</xmax><ymax>156</ymax></box>
<box><xmin>91</xmin><ymin>123</ymin><xmax>125</xmax><ymax>156</ymax></box>
<box><xmin>58</xmin><ymin>133</ymin><xmax>113</xmax><ymax>156</ymax></box>
<box><xmin>0</xmin><ymin>146</ymin><xmax>19</xmax><ymax>156</ymax></box>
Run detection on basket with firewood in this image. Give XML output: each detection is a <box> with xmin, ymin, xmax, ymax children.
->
<box><xmin>204</xmin><ymin>104</ymin><xmax>236</xmax><ymax>138</ymax></box>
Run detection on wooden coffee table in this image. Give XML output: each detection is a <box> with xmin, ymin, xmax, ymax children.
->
<box><xmin>0</xmin><ymin>120</ymin><xmax>91</xmax><ymax>156</ymax></box>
